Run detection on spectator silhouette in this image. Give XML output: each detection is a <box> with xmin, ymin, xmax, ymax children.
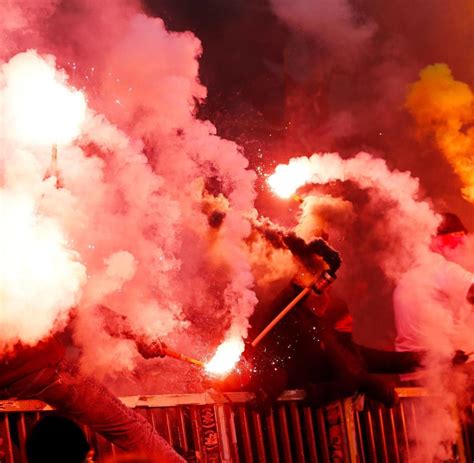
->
<box><xmin>26</xmin><ymin>414</ymin><xmax>91</xmax><ymax>463</ymax></box>
<box><xmin>104</xmin><ymin>454</ymin><xmax>158</xmax><ymax>463</ymax></box>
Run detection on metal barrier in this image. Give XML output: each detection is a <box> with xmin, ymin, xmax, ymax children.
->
<box><xmin>0</xmin><ymin>388</ymin><xmax>472</xmax><ymax>462</ymax></box>
<box><xmin>351</xmin><ymin>388</ymin><xmax>470</xmax><ymax>463</ymax></box>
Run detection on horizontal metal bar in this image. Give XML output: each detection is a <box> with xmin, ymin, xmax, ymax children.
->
<box><xmin>0</xmin><ymin>388</ymin><xmax>473</xmax><ymax>463</ymax></box>
<box><xmin>0</xmin><ymin>387</ymin><xmax>434</xmax><ymax>412</ymax></box>
<box><xmin>394</xmin><ymin>388</ymin><xmax>429</xmax><ymax>398</ymax></box>
<box><xmin>0</xmin><ymin>390</ymin><xmax>308</xmax><ymax>412</ymax></box>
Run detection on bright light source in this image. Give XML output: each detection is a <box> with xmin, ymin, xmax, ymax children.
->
<box><xmin>205</xmin><ymin>337</ymin><xmax>244</xmax><ymax>376</ymax></box>
<box><xmin>3</xmin><ymin>51</ymin><xmax>87</xmax><ymax>146</ymax></box>
<box><xmin>267</xmin><ymin>162</ymin><xmax>311</xmax><ymax>198</ymax></box>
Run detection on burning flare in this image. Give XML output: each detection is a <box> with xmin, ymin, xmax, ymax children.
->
<box><xmin>267</xmin><ymin>160</ymin><xmax>312</xmax><ymax>198</ymax></box>
<box><xmin>1</xmin><ymin>51</ymin><xmax>87</xmax><ymax>146</ymax></box>
<box><xmin>205</xmin><ymin>338</ymin><xmax>244</xmax><ymax>376</ymax></box>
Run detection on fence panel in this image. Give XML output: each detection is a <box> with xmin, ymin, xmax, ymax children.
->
<box><xmin>0</xmin><ymin>388</ymin><xmax>472</xmax><ymax>462</ymax></box>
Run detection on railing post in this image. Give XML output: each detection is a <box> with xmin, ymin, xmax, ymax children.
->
<box><xmin>214</xmin><ymin>404</ymin><xmax>232</xmax><ymax>463</ymax></box>
<box><xmin>199</xmin><ymin>405</ymin><xmax>221</xmax><ymax>462</ymax></box>
<box><xmin>0</xmin><ymin>414</ymin><xmax>14</xmax><ymax>463</ymax></box>
<box><xmin>342</xmin><ymin>398</ymin><xmax>359</xmax><ymax>463</ymax></box>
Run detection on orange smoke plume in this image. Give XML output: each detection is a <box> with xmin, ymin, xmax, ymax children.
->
<box><xmin>405</xmin><ymin>63</ymin><xmax>474</xmax><ymax>202</ymax></box>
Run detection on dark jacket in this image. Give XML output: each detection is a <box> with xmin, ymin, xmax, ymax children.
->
<box><xmin>0</xmin><ymin>338</ymin><xmax>65</xmax><ymax>389</ymax></box>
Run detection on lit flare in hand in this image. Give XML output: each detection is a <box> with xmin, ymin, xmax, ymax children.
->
<box><xmin>267</xmin><ymin>161</ymin><xmax>312</xmax><ymax>198</ymax></box>
<box><xmin>2</xmin><ymin>51</ymin><xmax>87</xmax><ymax>146</ymax></box>
<box><xmin>205</xmin><ymin>338</ymin><xmax>244</xmax><ymax>376</ymax></box>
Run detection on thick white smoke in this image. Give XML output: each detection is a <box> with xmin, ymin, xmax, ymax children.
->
<box><xmin>274</xmin><ymin>152</ymin><xmax>439</xmax><ymax>279</ymax></box>
<box><xmin>0</xmin><ymin>191</ymin><xmax>86</xmax><ymax>351</ymax></box>
<box><xmin>0</xmin><ymin>49</ymin><xmax>87</xmax><ymax>351</ymax></box>
<box><xmin>0</xmin><ymin>0</ymin><xmax>257</xmax><ymax>388</ymax></box>
<box><xmin>295</xmin><ymin>194</ymin><xmax>355</xmax><ymax>243</ymax></box>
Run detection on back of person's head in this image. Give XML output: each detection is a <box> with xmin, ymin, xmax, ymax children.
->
<box><xmin>26</xmin><ymin>414</ymin><xmax>90</xmax><ymax>463</ymax></box>
<box><xmin>432</xmin><ymin>212</ymin><xmax>468</xmax><ymax>253</ymax></box>
<box><xmin>436</xmin><ymin>212</ymin><xmax>467</xmax><ymax>236</ymax></box>
<box><xmin>104</xmin><ymin>454</ymin><xmax>158</xmax><ymax>463</ymax></box>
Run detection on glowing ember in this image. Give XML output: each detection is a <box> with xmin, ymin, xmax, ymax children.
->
<box><xmin>2</xmin><ymin>51</ymin><xmax>87</xmax><ymax>147</ymax></box>
<box><xmin>205</xmin><ymin>338</ymin><xmax>244</xmax><ymax>376</ymax></box>
<box><xmin>267</xmin><ymin>161</ymin><xmax>312</xmax><ymax>198</ymax></box>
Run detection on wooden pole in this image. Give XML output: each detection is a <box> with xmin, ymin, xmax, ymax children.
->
<box><xmin>163</xmin><ymin>346</ymin><xmax>205</xmax><ymax>368</ymax></box>
<box><xmin>51</xmin><ymin>143</ymin><xmax>58</xmax><ymax>165</ymax></box>
<box><xmin>44</xmin><ymin>144</ymin><xmax>62</xmax><ymax>188</ymax></box>
<box><xmin>250</xmin><ymin>271</ymin><xmax>336</xmax><ymax>348</ymax></box>
<box><xmin>251</xmin><ymin>286</ymin><xmax>312</xmax><ymax>348</ymax></box>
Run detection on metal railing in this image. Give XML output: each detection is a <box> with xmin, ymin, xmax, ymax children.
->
<box><xmin>352</xmin><ymin>387</ymin><xmax>469</xmax><ymax>463</ymax></box>
<box><xmin>0</xmin><ymin>388</ymin><xmax>472</xmax><ymax>462</ymax></box>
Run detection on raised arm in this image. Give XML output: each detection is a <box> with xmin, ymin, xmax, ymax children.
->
<box><xmin>94</xmin><ymin>305</ymin><xmax>166</xmax><ymax>358</ymax></box>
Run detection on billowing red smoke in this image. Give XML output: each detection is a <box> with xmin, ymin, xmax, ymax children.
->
<box><xmin>1</xmin><ymin>4</ymin><xmax>473</xmax><ymax>460</ymax></box>
<box><xmin>0</xmin><ymin>2</ymin><xmax>256</xmax><ymax>389</ymax></box>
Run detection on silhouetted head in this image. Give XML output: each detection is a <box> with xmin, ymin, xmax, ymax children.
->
<box><xmin>432</xmin><ymin>212</ymin><xmax>467</xmax><ymax>252</ymax></box>
<box><xmin>437</xmin><ymin>212</ymin><xmax>468</xmax><ymax>236</ymax></box>
<box><xmin>26</xmin><ymin>414</ymin><xmax>91</xmax><ymax>463</ymax></box>
<box><xmin>431</xmin><ymin>212</ymin><xmax>467</xmax><ymax>257</ymax></box>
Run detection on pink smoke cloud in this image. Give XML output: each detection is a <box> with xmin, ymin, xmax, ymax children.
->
<box><xmin>0</xmin><ymin>1</ymin><xmax>257</xmax><ymax>387</ymax></box>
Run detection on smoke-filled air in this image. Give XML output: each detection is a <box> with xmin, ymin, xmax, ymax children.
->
<box><xmin>0</xmin><ymin>3</ymin><xmax>257</xmax><ymax>388</ymax></box>
<box><xmin>1</xmin><ymin>0</ymin><xmax>473</xmax><ymax>461</ymax></box>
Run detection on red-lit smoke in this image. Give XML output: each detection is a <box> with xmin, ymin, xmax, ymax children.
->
<box><xmin>0</xmin><ymin>2</ymin><xmax>256</xmax><ymax>390</ymax></box>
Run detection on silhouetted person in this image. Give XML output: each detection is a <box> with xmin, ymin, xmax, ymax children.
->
<box><xmin>26</xmin><ymin>414</ymin><xmax>90</xmax><ymax>463</ymax></box>
<box><xmin>394</xmin><ymin>213</ymin><xmax>474</xmax><ymax>356</ymax></box>
<box><xmin>0</xmin><ymin>306</ymin><xmax>185</xmax><ymax>462</ymax></box>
